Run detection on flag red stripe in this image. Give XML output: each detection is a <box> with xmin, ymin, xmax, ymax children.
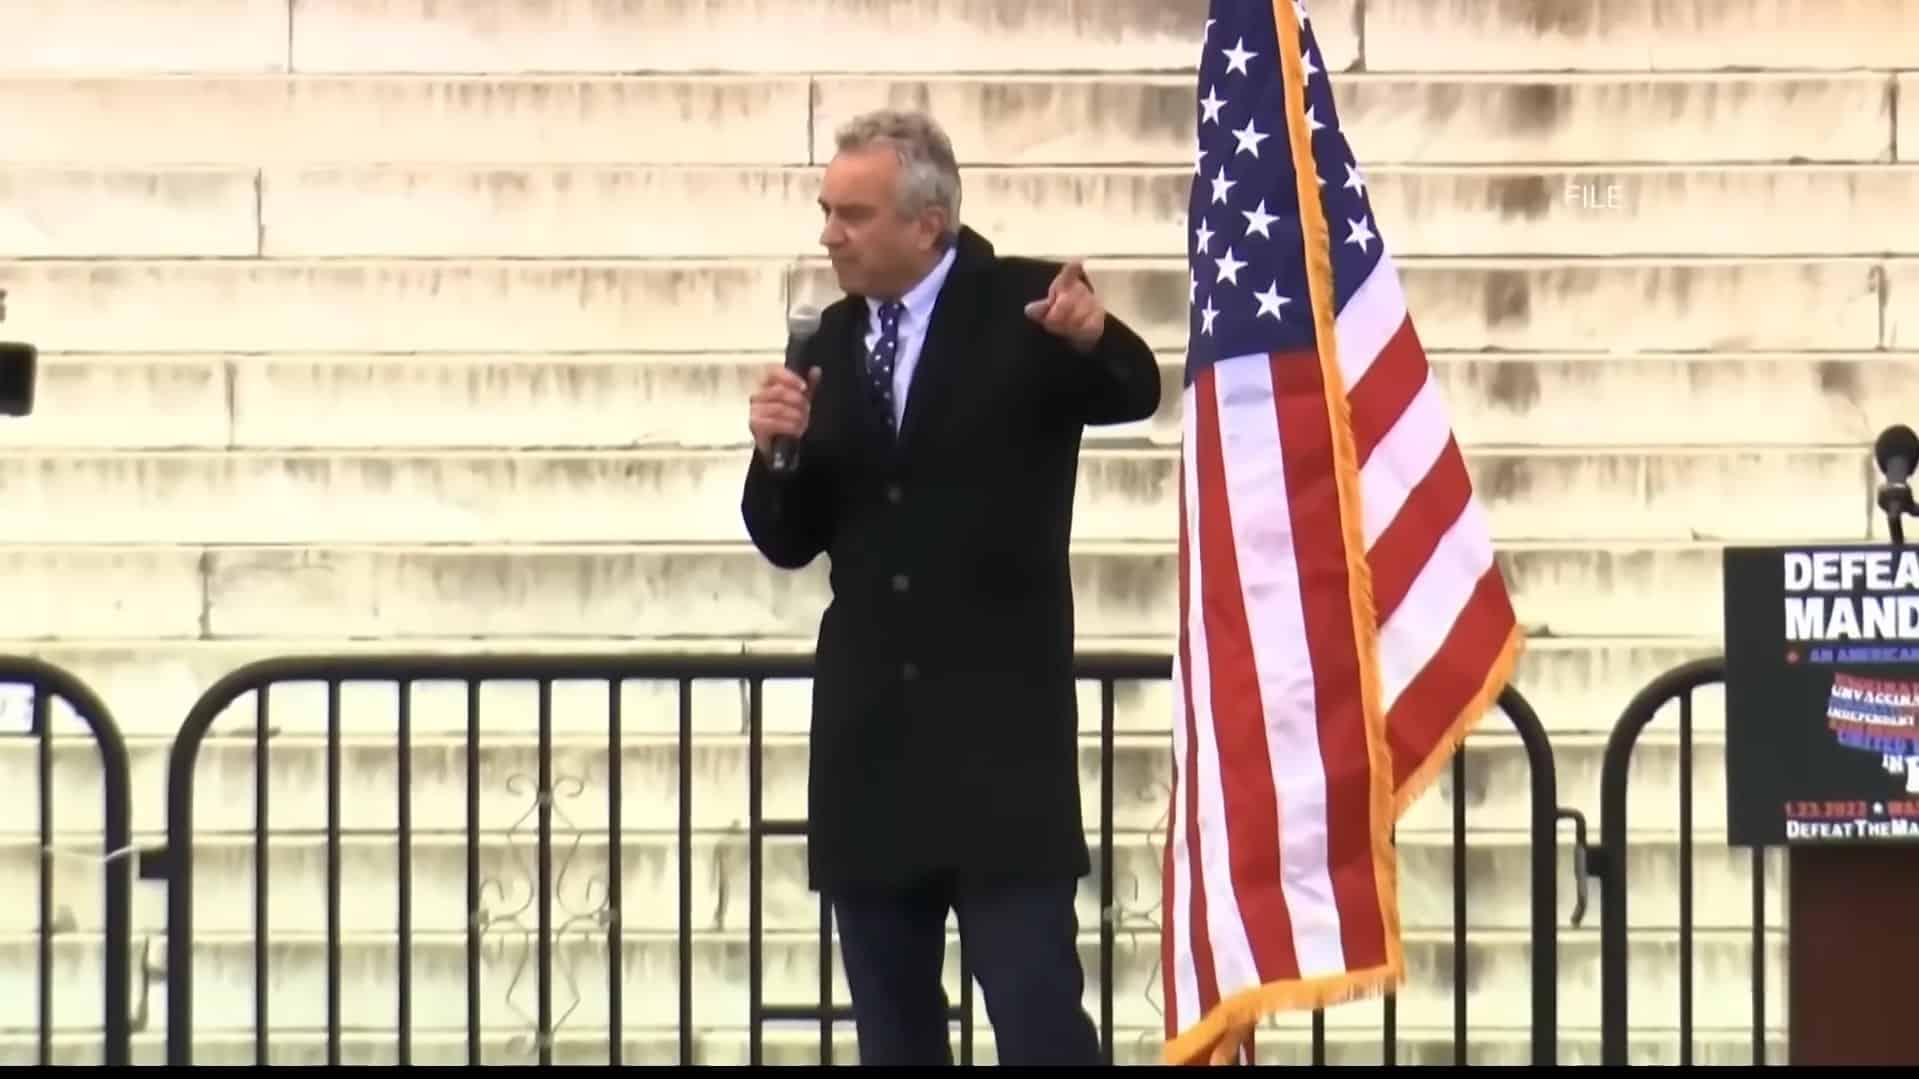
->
<box><xmin>1369</xmin><ymin>436</ymin><xmax>1474</xmax><ymax>623</ymax></box>
<box><xmin>1348</xmin><ymin>316</ymin><xmax>1427</xmax><ymax>467</ymax></box>
<box><xmin>1387</xmin><ymin>566</ymin><xmax>1519</xmax><ymax>790</ymax></box>
<box><xmin>1193</xmin><ymin>365</ymin><xmax>1301</xmax><ymax>983</ymax></box>
<box><xmin>1174</xmin><ymin>437</ymin><xmax>1223</xmax><ymax>1021</ymax></box>
<box><xmin>1268</xmin><ymin>348</ymin><xmax>1390</xmax><ymax>973</ymax></box>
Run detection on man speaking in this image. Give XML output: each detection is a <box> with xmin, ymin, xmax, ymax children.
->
<box><xmin>740</xmin><ymin>109</ymin><xmax>1162</xmax><ymax>1065</ymax></box>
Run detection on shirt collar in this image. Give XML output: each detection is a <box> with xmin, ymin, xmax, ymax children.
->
<box><xmin>868</xmin><ymin>242</ymin><xmax>958</xmax><ymax>326</ymax></box>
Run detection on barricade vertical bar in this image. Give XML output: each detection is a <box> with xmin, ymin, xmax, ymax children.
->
<box><xmin>536</xmin><ymin>679</ymin><xmax>555</xmax><ymax>1066</ymax></box>
<box><xmin>607</xmin><ymin>680</ymin><xmax>624</xmax><ymax>1067</ymax></box>
<box><xmin>748</xmin><ymin>676</ymin><xmax>763</xmax><ymax>1067</ymax></box>
<box><xmin>94</xmin><ymin>678</ymin><xmax>133</xmax><ymax>1070</ymax></box>
<box><xmin>1452</xmin><ymin>750</ymin><xmax>1467</xmax><ymax>1065</ymax></box>
<box><xmin>1382</xmin><ymin>992</ymin><xmax>1396</xmax><ymax>1065</ymax></box>
<box><xmin>1385</xmin><ymin>820</ymin><xmax>1398</xmax><ymax>1066</ymax></box>
<box><xmin>1750</xmin><ymin>847</ymin><xmax>1766</xmax><ymax>1065</ymax></box>
<box><xmin>35</xmin><ymin>687</ymin><xmax>51</xmax><ymax>1067</ymax></box>
<box><xmin>1505</xmin><ymin>686</ymin><xmax>1559</xmax><ymax>1067</ymax></box>
<box><xmin>165</xmin><ymin>701</ymin><xmax>198</xmax><ymax>1065</ymax></box>
<box><xmin>1099</xmin><ymin>678</ymin><xmax>1116</xmax><ymax>1066</ymax></box>
<box><xmin>1599</xmin><ymin>705</ymin><xmax>1632</xmax><ymax>1066</ymax></box>
<box><xmin>326</xmin><ymin>679</ymin><xmax>342</xmax><ymax>1066</ymax></box>
<box><xmin>1678</xmin><ymin>692</ymin><xmax>1693</xmax><ymax>1066</ymax></box>
<box><xmin>254</xmin><ymin>687</ymin><xmax>272</xmax><ymax>1064</ymax></box>
<box><xmin>679</xmin><ymin>676</ymin><xmax>695</xmax><ymax>1066</ymax></box>
<box><xmin>1310</xmin><ymin>1009</ymin><xmax>1325</xmax><ymax>1064</ymax></box>
<box><xmin>397</xmin><ymin>682</ymin><xmax>413</xmax><ymax>1065</ymax></box>
<box><xmin>464</xmin><ymin>680</ymin><xmax>482</xmax><ymax>1065</ymax></box>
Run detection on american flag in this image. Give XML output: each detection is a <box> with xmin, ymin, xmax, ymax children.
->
<box><xmin>1159</xmin><ymin>0</ymin><xmax>1523</xmax><ymax>1065</ymax></box>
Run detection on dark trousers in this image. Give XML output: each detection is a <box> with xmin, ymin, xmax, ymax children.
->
<box><xmin>829</xmin><ymin>873</ymin><xmax>1103</xmax><ymax>1066</ymax></box>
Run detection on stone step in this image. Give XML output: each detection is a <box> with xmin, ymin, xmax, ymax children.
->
<box><xmin>278</xmin><ymin>0</ymin><xmax>1331</xmax><ymax>75</ymax></box>
<box><xmin>8</xmin><ymin>635</ymin><xmax>1721</xmax><ymax>740</ymax></box>
<box><xmin>7</xmin><ymin>1027</ymin><xmax>1790</xmax><ymax>1067</ymax></box>
<box><xmin>0</xmin><ymin>76</ymin><xmax>815</xmax><ymax>166</ymax></box>
<box><xmin>0</xmin><ymin>538</ymin><xmax>1850</xmax><ymax>645</ymax></box>
<box><xmin>7</xmin><ymin>351</ymin><xmax>1914</xmax><ymax>455</ymax></box>
<box><xmin>812</xmin><ymin>73</ymin><xmax>1896</xmax><ymax>167</ymax></box>
<box><xmin>1361</xmin><ymin>0</ymin><xmax>1916</xmax><ymax>72</ymax></box>
<box><xmin>0</xmin><ymin>257</ymin><xmax>1896</xmax><ymax>355</ymax></box>
<box><xmin>255</xmin><ymin>165</ymin><xmax>1919</xmax><ymax>259</ymax></box>
<box><xmin>0</xmin><ymin>73</ymin><xmax>1889</xmax><ymax>168</ymax></box>
<box><xmin>0</xmin><ymin>924</ymin><xmax>1787</xmax><ymax>1038</ymax></box>
<box><xmin>0</xmin><ymin>443</ymin><xmax>1874</xmax><ymax>546</ymax></box>
<box><xmin>0</xmin><ymin>169</ymin><xmax>257</xmax><ymax>257</ymax></box>
<box><xmin>0</xmin><ymin>0</ymin><xmax>287</xmax><ymax>75</ymax></box>
<box><xmin>3</xmin><ymin>827</ymin><xmax>1775</xmax><ymax>939</ymax></box>
<box><xmin>16</xmin><ymin>163</ymin><xmax>1919</xmax><ymax>260</ymax></box>
<box><xmin>0</xmin><ymin>725</ymin><xmax>1738</xmax><ymax>845</ymax></box>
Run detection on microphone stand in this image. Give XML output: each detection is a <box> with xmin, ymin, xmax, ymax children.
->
<box><xmin>1878</xmin><ymin>481</ymin><xmax>1912</xmax><ymax>548</ymax></box>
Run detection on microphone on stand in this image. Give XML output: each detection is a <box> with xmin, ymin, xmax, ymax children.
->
<box><xmin>768</xmin><ymin>303</ymin><xmax>822</xmax><ymax>475</ymax></box>
<box><xmin>1874</xmin><ymin>424</ymin><xmax>1919</xmax><ymax>546</ymax></box>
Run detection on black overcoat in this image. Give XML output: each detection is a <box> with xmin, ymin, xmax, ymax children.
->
<box><xmin>740</xmin><ymin>226</ymin><xmax>1163</xmax><ymax>894</ymax></box>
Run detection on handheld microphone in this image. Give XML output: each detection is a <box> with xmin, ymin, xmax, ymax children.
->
<box><xmin>769</xmin><ymin>303</ymin><xmax>822</xmax><ymax>475</ymax></box>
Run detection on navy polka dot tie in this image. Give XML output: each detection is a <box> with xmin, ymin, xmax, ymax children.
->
<box><xmin>867</xmin><ymin>300</ymin><xmax>903</xmax><ymax>435</ymax></box>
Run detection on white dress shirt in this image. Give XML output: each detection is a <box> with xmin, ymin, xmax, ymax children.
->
<box><xmin>863</xmin><ymin>243</ymin><xmax>959</xmax><ymax>432</ymax></box>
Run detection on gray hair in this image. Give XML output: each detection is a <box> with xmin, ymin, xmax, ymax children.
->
<box><xmin>834</xmin><ymin>109</ymin><xmax>963</xmax><ymax>245</ymax></box>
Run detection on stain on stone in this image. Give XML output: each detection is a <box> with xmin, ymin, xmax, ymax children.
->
<box><xmin>1482</xmin><ymin>270</ymin><xmax>1532</xmax><ymax>330</ymax></box>
<box><xmin>1816</xmin><ymin>359</ymin><xmax>1861</xmax><ymax>404</ymax></box>
<box><xmin>1503</xmin><ymin>84</ymin><xmax>1566</xmax><ymax>133</ymax></box>
<box><xmin>976</xmin><ymin>82</ymin><xmax>1037</xmax><ymax>127</ymax></box>
<box><xmin>1138</xmin><ymin>83</ymin><xmax>1194</xmax><ymax>147</ymax></box>
<box><xmin>1517</xmin><ymin>0</ymin><xmax>1596</xmax><ymax>35</ymax></box>
<box><xmin>1101</xmin><ymin>455</ymin><xmax>1172</xmax><ymax>503</ymax></box>
<box><xmin>1081</xmin><ymin>549</ymin><xmax>1169</xmax><ymax>614</ymax></box>
<box><xmin>1474</xmin><ymin>456</ymin><xmax>1531</xmax><ymax>503</ymax></box>
<box><xmin>1488</xmin><ymin>174</ymin><xmax>1552</xmax><ymax>220</ymax></box>
<box><xmin>1484</xmin><ymin>360</ymin><xmax>1542</xmax><ymax>411</ymax></box>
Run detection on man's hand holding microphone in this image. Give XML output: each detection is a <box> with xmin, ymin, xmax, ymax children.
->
<box><xmin>749</xmin><ymin>304</ymin><xmax>824</xmax><ymax>474</ymax></box>
<box><xmin>749</xmin><ymin>363</ymin><xmax>822</xmax><ymax>468</ymax></box>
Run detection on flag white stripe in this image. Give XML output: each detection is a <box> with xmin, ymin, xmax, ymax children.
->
<box><xmin>1332</xmin><ymin>247</ymin><xmax>1409</xmax><ymax>393</ymax></box>
<box><xmin>1180</xmin><ymin>379</ymin><xmax>1263</xmax><ymax>1000</ymax></box>
<box><xmin>1378</xmin><ymin>498</ymin><xmax>1498</xmax><ymax>712</ymax></box>
<box><xmin>1211</xmin><ymin>353</ymin><xmax>1346</xmax><ymax>978</ymax></box>
<box><xmin>1358</xmin><ymin>372</ymin><xmax>1457</xmax><ymax>550</ymax></box>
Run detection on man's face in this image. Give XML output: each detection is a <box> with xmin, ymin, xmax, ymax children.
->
<box><xmin>817</xmin><ymin>145</ymin><xmax>943</xmax><ymax>299</ymax></box>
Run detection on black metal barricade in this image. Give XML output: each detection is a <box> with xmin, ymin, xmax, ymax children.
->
<box><xmin>0</xmin><ymin>656</ymin><xmax>134</xmax><ymax>1067</ymax></box>
<box><xmin>143</xmin><ymin>651</ymin><xmax>1572</xmax><ymax>1066</ymax></box>
<box><xmin>1590</xmin><ymin>655</ymin><xmax>1776</xmax><ymax>1067</ymax></box>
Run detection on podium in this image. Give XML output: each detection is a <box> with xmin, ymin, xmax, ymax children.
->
<box><xmin>1723</xmin><ymin>545</ymin><xmax>1919</xmax><ymax>1066</ymax></box>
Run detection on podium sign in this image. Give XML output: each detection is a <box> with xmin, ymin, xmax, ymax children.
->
<box><xmin>1724</xmin><ymin>545</ymin><xmax>1919</xmax><ymax>847</ymax></box>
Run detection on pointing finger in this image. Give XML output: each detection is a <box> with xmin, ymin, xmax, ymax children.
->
<box><xmin>1051</xmin><ymin>259</ymin><xmax>1090</xmax><ymax>300</ymax></box>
